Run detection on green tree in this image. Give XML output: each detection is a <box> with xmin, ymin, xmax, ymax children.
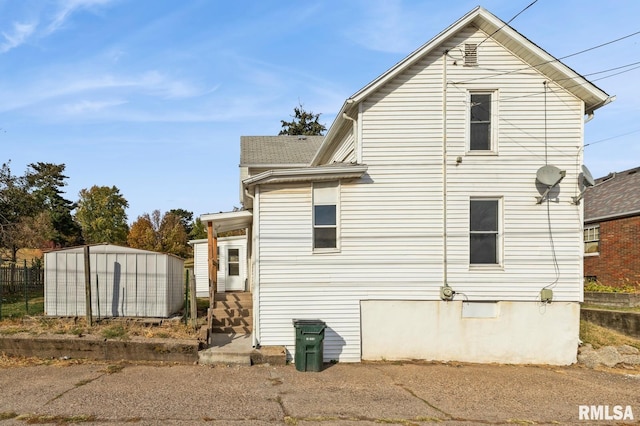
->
<box><xmin>189</xmin><ymin>217</ymin><xmax>207</xmax><ymax>240</ymax></box>
<box><xmin>159</xmin><ymin>212</ymin><xmax>190</xmax><ymax>258</ymax></box>
<box><xmin>75</xmin><ymin>185</ymin><xmax>129</xmax><ymax>244</ymax></box>
<box><xmin>26</xmin><ymin>162</ymin><xmax>82</xmax><ymax>247</ymax></box>
<box><xmin>168</xmin><ymin>208</ymin><xmax>194</xmax><ymax>235</ymax></box>
<box><xmin>0</xmin><ymin>162</ymin><xmax>41</xmax><ymax>262</ymax></box>
<box><xmin>279</xmin><ymin>103</ymin><xmax>326</xmax><ymax>136</ymax></box>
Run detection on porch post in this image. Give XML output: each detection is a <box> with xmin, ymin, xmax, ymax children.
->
<box><xmin>207</xmin><ymin>221</ymin><xmax>219</xmax><ymax>345</ymax></box>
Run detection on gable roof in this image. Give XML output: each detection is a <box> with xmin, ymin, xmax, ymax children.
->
<box><xmin>584</xmin><ymin>166</ymin><xmax>640</xmax><ymax>222</ymax></box>
<box><xmin>241</xmin><ymin>135</ymin><xmax>324</xmax><ymax>167</ymax></box>
<box><xmin>312</xmin><ymin>6</ymin><xmax>612</xmax><ymax>166</ymax></box>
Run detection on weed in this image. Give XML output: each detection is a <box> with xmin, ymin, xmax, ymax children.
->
<box><xmin>580</xmin><ymin>320</ymin><xmax>640</xmax><ymax>350</ymax></box>
<box><xmin>101</xmin><ymin>324</ymin><xmax>128</xmax><ymax>340</ymax></box>
<box><xmin>17</xmin><ymin>413</ymin><xmax>97</xmax><ymax>424</ymax></box>
<box><xmin>584</xmin><ymin>279</ymin><xmax>640</xmax><ymax>294</ymax></box>
<box><xmin>0</xmin><ymin>412</ymin><xmax>17</xmax><ymax>420</ymax></box>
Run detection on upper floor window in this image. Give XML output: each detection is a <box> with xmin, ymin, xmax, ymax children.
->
<box><xmin>469</xmin><ymin>92</ymin><xmax>497</xmax><ymax>152</ymax></box>
<box><xmin>584</xmin><ymin>224</ymin><xmax>600</xmax><ymax>255</ymax></box>
<box><xmin>313</xmin><ymin>181</ymin><xmax>339</xmax><ymax>251</ymax></box>
<box><xmin>470</xmin><ymin>198</ymin><xmax>500</xmax><ymax>265</ymax></box>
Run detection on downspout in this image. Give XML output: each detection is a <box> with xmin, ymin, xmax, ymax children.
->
<box><xmin>442</xmin><ymin>51</ymin><xmax>449</xmax><ymax>288</ymax></box>
<box><xmin>244</xmin><ymin>185</ymin><xmax>260</xmax><ymax>348</ymax></box>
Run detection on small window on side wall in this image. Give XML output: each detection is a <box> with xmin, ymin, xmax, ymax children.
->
<box><xmin>584</xmin><ymin>224</ymin><xmax>600</xmax><ymax>255</ymax></box>
<box><xmin>313</xmin><ymin>181</ymin><xmax>339</xmax><ymax>251</ymax></box>
<box><xmin>470</xmin><ymin>198</ymin><xmax>500</xmax><ymax>265</ymax></box>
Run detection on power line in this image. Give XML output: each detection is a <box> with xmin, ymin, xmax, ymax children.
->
<box><xmin>455</xmin><ymin>28</ymin><xmax>640</xmax><ymax>85</ymax></box>
<box><xmin>585</xmin><ymin>128</ymin><xmax>640</xmax><ymax>147</ymax></box>
<box><xmin>476</xmin><ymin>0</ymin><xmax>539</xmax><ymax>49</ymax></box>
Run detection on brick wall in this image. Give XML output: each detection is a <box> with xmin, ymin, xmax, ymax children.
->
<box><xmin>584</xmin><ymin>215</ymin><xmax>640</xmax><ymax>287</ymax></box>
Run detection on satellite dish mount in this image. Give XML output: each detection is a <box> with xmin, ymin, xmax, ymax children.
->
<box><xmin>535</xmin><ymin>165</ymin><xmax>566</xmax><ymax>204</ymax></box>
<box><xmin>572</xmin><ymin>165</ymin><xmax>595</xmax><ymax>204</ymax></box>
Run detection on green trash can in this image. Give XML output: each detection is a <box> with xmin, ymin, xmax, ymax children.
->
<box><xmin>292</xmin><ymin>319</ymin><xmax>326</xmax><ymax>372</ymax></box>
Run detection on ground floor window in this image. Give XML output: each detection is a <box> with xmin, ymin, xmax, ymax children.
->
<box><xmin>470</xmin><ymin>198</ymin><xmax>500</xmax><ymax>265</ymax></box>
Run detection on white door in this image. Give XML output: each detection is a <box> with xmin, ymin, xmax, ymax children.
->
<box><xmin>225</xmin><ymin>247</ymin><xmax>244</xmax><ymax>291</ymax></box>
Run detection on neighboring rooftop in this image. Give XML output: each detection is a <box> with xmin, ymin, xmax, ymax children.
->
<box><xmin>240</xmin><ymin>135</ymin><xmax>324</xmax><ymax>167</ymax></box>
<box><xmin>584</xmin><ymin>166</ymin><xmax>640</xmax><ymax>222</ymax></box>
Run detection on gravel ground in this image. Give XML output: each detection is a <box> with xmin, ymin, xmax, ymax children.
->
<box><xmin>0</xmin><ymin>361</ymin><xmax>638</xmax><ymax>425</ymax></box>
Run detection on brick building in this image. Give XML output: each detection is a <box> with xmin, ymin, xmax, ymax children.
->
<box><xmin>583</xmin><ymin>166</ymin><xmax>640</xmax><ymax>287</ymax></box>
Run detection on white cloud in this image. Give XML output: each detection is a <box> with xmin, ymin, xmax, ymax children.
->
<box><xmin>60</xmin><ymin>98</ymin><xmax>128</xmax><ymax>115</ymax></box>
<box><xmin>46</xmin><ymin>0</ymin><xmax>115</xmax><ymax>34</ymax></box>
<box><xmin>0</xmin><ymin>21</ymin><xmax>37</xmax><ymax>53</ymax></box>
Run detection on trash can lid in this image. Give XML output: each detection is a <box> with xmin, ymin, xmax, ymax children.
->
<box><xmin>292</xmin><ymin>319</ymin><xmax>326</xmax><ymax>327</ymax></box>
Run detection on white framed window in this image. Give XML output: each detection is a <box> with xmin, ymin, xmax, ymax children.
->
<box><xmin>584</xmin><ymin>224</ymin><xmax>600</xmax><ymax>255</ymax></box>
<box><xmin>468</xmin><ymin>91</ymin><xmax>498</xmax><ymax>153</ymax></box>
<box><xmin>470</xmin><ymin>198</ymin><xmax>501</xmax><ymax>265</ymax></box>
<box><xmin>313</xmin><ymin>181</ymin><xmax>339</xmax><ymax>251</ymax></box>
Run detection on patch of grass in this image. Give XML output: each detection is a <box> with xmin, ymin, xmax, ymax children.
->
<box><xmin>101</xmin><ymin>324</ymin><xmax>128</xmax><ymax>340</ymax></box>
<box><xmin>0</xmin><ymin>412</ymin><xmax>17</xmax><ymax>420</ymax></box>
<box><xmin>0</xmin><ymin>294</ymin><xmax>44</xmax><ymax>318</ymax></box>
<box><xmin>103</xmin><ymin>364</ymin><xmax>125</xmax><ymax>374</ymax></box>
<box><xmin>582</xmin><ymin>304</ymin><xmax>640</xmax><ymax>313</ymax></box>
<box><xmin>580</xmin><ymin>320</ymin><xmax>640</xmax><ymax>350</ymax></box>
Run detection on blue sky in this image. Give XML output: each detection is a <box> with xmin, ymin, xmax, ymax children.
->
<box><xmin>1</xmin><ymin>0</ymin><xmax>639</xmax><ymax>222</ymax></box>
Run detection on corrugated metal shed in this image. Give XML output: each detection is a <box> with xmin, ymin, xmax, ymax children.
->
<box><xmin>44</xmin><ymin>244</ymin><xmax>184</xmax><ymax>318</ymax></box>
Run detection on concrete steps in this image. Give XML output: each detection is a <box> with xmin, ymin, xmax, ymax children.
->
<box><xmin>197</xmin><ymin>333</ymin><xmax>287</xmax><ymax>366</ymax></box>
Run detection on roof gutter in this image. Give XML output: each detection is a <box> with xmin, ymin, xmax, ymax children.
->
<box><xmin>243</xmin><ymin>164</ymin><xmax>368</xmax><ymax>187</ymax></box>
<box><xmin>585</xmin><ymin>209</ymin><xmax>640</xmax><ymax>224</ymax></box>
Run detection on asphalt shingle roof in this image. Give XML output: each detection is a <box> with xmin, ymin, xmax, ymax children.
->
<box><xmin>584</xmin><ymin>166</ymin><xmax>640</xmax><ymax>222</ymax></box>
<box><xmin>240</xmin><ymin>135</ymin><xmax>324</xmax><ymax>166</ymax></box>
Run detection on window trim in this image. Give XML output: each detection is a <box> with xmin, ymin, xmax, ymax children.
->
<box><xmin>312</xmin><ymin>181</ymin><xmax>340</xmax><ymax>253</ymax></box>
<box><xmin>467</xmin><ymin>90</ymin><xmax>499</xmax><ymax>154</ymax></box>
<box><xmin>469</xmin><ymin>197</ymin><xmax>503</xmax><ymax>268</ymax></box>
<box><xmin>583</xmin><ymin>224</ymin><xmax>600</xmax><ymax>256</ymax></box>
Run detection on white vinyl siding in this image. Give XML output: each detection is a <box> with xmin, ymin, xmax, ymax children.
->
<box><xmin>328</xmin><ymin>132</ymin><xmax>356</xmax><ymax>163</ymax></box>
<box><xmin>255</xmin><ymin>25</ymin><xmax>585</xmax><ymax>362</ymax></box>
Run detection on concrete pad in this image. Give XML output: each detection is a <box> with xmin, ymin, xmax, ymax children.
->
<box><xmin>198</xmin><ymin>333</ymin><xmax>253</xmax><ymax>365</ymax></box>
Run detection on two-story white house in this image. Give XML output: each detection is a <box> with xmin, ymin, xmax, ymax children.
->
<box><xmin>201</xmin><ymin>6</ymin><xmax>613</xmax><ymax>365</ymax></box>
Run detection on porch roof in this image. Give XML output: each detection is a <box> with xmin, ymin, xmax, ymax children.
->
<box><xmin>200</xmin><ymin>210</ymin><xmax>253</xmax><ymax>237</ymax></box>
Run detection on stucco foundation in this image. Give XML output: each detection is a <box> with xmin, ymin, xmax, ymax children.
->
<box><xmin>361</xmin><ymin>300</ymin><xmax>580</xmax><ymax>365</ymax></box>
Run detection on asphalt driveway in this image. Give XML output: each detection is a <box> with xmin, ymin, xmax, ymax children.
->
<box><xmin>0</xmin><ymin>361</ymin><xmax>638</xmax><ymax>425</ymax></box>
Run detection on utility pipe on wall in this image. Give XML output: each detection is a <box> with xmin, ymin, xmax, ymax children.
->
<box><xmin>442</xmin><ymin>51</ymin><xmax>449</xmax><ymax>288</ymax></box>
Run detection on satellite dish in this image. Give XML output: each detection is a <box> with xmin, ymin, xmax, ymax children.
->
<box><xmin>573</xmin><ymin>164</ymin><xmax>596</xmax><ymax>204</ymax></box>
<box><xmin>536</xmin><ymin>165</ymin><xmax>565</xmax><ymax>187</ymax></box>
<box><xmin>581</xmin><ymin>165</ymin><xmax>595</xmax><ymax>187</ymax></box>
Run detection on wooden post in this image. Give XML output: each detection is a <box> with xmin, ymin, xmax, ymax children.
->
<box><xmin>84</xmin><ymin>245</ymin><xmax>93</xmax><ymax>326</ymax></box>
<box><xmin>206</xmin><ymin>221</ymin><xmax>219</xmax><ymax>345</ymax></box>
<box><xmin>189</xmin><ymin>269</ymin><xmax>197</xmax><ymax>329</ymax></box>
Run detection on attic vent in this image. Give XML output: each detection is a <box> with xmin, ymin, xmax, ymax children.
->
<box><xmin>464</xmin><ymin>43</ymin><xmax>478</xmax><ymax>66</ymax></box>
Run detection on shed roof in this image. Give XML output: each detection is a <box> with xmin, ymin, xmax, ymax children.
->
<box><xmin>584</xmin><ymin>166</ymin><xmax>640</xmax><ymax>222</ymax></box>
<box><xmin>240</xmin><ymin>135</ymin><xmax>324</xmax><ymax>167</ymax></box>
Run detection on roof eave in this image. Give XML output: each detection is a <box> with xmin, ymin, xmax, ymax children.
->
<box><xmin>243</xmin><ymin>164</ymin><xmax>368</xmax><ymax>187</ymax></box>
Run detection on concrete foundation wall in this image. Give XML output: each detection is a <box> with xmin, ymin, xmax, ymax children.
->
<box><xmin>581</xmin><ymin>308</ymin><xmax>640</xmax><ymax>339</ymax></box>
<box><xmin>361</xmin><ymin>300</ymin><xmax>580</xmax><ymax>365</ymax></box>
<box><xmin>583</xmin><ymin>292</ymin><xmax>640</xmax><ymax>308</ymax></box>
<box><xmin>0</xmin><ymin>334</ymin><xmax>198</xmax><ymax>363</ymax></box>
